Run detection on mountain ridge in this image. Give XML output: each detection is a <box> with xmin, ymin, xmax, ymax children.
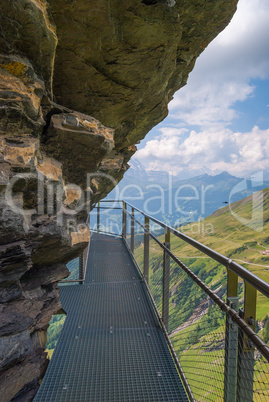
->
<box><xmin>108</xmin><ymin>161</ymin><xmax>269</xmax><ymax>225</ymax></box>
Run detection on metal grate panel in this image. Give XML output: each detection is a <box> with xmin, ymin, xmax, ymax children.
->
<box><xmin>60</xmin><ymin>282</ymin><xmax>158</xmax><ymax>329</ymax></box>
<box><xmin>34</xmin><ymin>233</ymin><xmax>188</xmax><ymax>401</ymax></box>
<box><xmin>35</xmin><ymin>328</ymin><xmax>187</xmax><ymax>402</ymax></box>
<box><xmin>86</xmin><ymin>252</ymin><xmax>141</xmax><ymax>283</ymax></box>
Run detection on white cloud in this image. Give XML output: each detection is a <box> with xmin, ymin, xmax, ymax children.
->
<box><xmin>136</xmin><ymin>0</ymin><xmax>269</xmax><ymax>178</ymax></box>
<box><xmin>169</xmin><ymin>81</ymin><xmax>254</xmax><ymax>128</ymax></box>
<box><xmin>169</xmin><ymin>0</ymin><xmax>269</xmax><ymax>128</ymax></box>
<box><xmin>136</xmin><ymin>126</ymin><xmax>269</xmax><ymax>177</ymax></box>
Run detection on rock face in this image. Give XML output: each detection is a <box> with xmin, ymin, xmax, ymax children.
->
<box><xmin>0</xmin><ymin>0</ymin><xmax>238</xmax><ymax>400</ymax></box>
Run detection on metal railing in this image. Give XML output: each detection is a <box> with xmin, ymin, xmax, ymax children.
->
<box><xmin>90</xmin><ymin>200</ymin><xmax>269</xmax><ymax>401</ymax></box>
<box><xmin>60</xmin><ymin>216</ymin><xmax>90</xmax><ymax>284</ymax></box>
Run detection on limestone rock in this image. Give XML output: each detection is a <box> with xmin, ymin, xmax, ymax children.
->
<box><xmin>47</xmin><ymin>0</ymin><xmax>238</xmax><ymax>147</ymax></box>
<box><xmin>0</xmin><ymin>0</ymin><xmax>57</xmax><ymax>94</ymax></box>
<box><xmin>42</xmin><ymin>112</ymin><xmax>115</xmax><ymax>186</ymax></box>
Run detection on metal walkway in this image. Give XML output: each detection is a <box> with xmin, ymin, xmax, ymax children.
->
<box><xmin>34</xmin><ymin>233</ymin><xmax>188</xmax><ymax>401</ymax></box>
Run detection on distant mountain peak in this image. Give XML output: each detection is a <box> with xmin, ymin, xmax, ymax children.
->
<box><xmin>216</xmin><ymin>171</ymin><xmax>235</xmax><ymax>179</ymax></box>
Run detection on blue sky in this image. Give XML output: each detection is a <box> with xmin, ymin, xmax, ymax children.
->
<box><xmin>134</xmin><ymin>0</ymin><xmax>269</xmax><ymax>179</ymax></box>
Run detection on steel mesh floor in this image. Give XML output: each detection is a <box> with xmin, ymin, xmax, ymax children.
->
<box><xmin>34</xmin><ymin>233</ymin><xmax>188</xmax><ymax>401</ymax></box>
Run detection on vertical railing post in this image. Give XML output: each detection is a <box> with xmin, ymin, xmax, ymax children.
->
<box><xmin>144</xmin><ymin>216</ymin><xmax>149</xmax><ymax>283</ymax></box>
<box><xmin>162</xmin><ymin>229</ymin><xmax>170</xmax><ymax>330</ymax></box>
<box><xmin>237</xmin><ymin>281</ymin><xmax>257</xmax><ymax>401</ymax></box>
<box><xmin>97</xmin><ymin>202</ymin><xmax>100</xmax><ymax>233</ymax></box>
<box><xmin>224</xmin><ymin>269</ymin><xmax>239</xmax><ymax>402</ymax></box>
<box><xmin>79</xmin><ymin>253</ymin><xmax>84</xmax><ymax>285</ymax></box>
<box><xmin>83</xmin><ymin>244</ymin><xmax>88</xmax><ymax>279</ymax></box>
<box><xmin>131</xmin><ymin>207</ymin><xmax>135</xmax><ymax>253</ymax></box>
<box><xmin>122</xmin><ymin>201</ymin><xmax>126</xmax><ymax>239</ymax></box>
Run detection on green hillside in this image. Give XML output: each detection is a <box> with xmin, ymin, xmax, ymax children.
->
<box><xmin>172</xmin><ymin>187</ymin><xmax>269</xmax><ymax>319</ymax></box>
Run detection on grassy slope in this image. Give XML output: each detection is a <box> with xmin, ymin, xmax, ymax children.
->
<box><xmin>171</xmin><ymin>187</ymin><xmax>269</xmax><ymax>319</ymax></box>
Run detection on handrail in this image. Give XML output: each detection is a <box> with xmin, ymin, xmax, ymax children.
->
<box><xmin>125</xmin><ymin>202</ymin><xmax>269</xmax><ymax>297</ymax></box>
<box><xmin>98</xmin><ymin>200</ymin><xmax>269</xmax><ymax>298</ymax></box>
<box><xmin>123</xmin><ymin>207</ymin><xmax>269</xmax><ymax>362</ymax></box>
<box><xmin>60</xmin><ymin>216</ymin><xmax>91</xmax><ymax>284</ymax></box>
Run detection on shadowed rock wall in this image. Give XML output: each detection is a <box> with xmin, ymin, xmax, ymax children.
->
<box><xmin>0</xmin><ymin>0</ymin><xmax>238</xmax><ymax>399</ymax></box>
